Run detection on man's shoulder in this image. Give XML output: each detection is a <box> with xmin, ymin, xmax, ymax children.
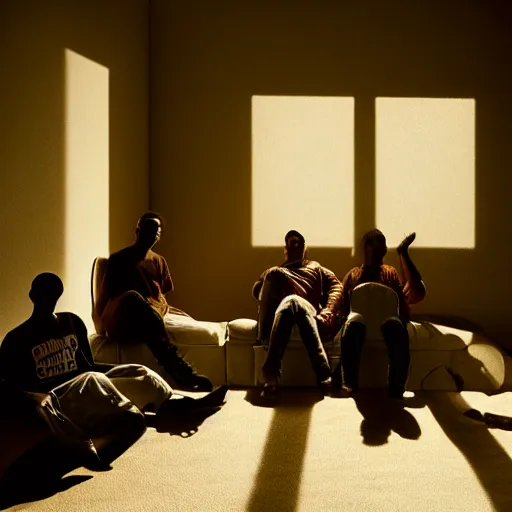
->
<box><xmin>1</xmin><ymin>319</ymin><xmax>33</xmax><ymax>349</ymax></box>
<box><xmin>344</xmin><ymin>266</ymin><xmax>361</xmax><ymax>279</ymax></box>
<box><xmin>108</xmin><ymin>246</ymin><xmax>133</xmax><ymax>261</ymax></box>
<box><xmin>147</xmin><ymin>249</ymin><xmax>166</xmax><ymax>263</ymax></box>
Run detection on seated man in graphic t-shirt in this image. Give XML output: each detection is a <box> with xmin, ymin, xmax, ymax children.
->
<box><xmin>98</xmin><ymin>212</ymin><xmax>212</xmax><ymax>392</ymax></box>
<box><xmin>0</xmin><ymin>273</ymin><xmax>228</xmax><ymax>467</ymax></box>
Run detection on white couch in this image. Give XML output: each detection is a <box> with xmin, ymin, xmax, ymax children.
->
<box><xmin>89</xmin><ymin>258</ymin><xmax>511</xmax><ymax>392</ymax></box>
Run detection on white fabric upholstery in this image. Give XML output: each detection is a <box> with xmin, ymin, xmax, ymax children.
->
<box><xmin>90</xmin><ymin>316</ymin><xmax>228</xmax><ymax>387</ymax></box>
<box><xmin>163</xmin><ymin>314</ymin><xmax>227</xmax><ymax>346</ymax></box>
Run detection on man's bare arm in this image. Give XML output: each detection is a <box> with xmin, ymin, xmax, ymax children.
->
<box><xmin>397</xmin><ymin>232</ymin><xmax>426</xmax><ymax>305</ymax></box>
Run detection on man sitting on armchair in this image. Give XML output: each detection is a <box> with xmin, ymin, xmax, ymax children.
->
<box><xmin>253</xmin><ymin>230</ymin><xmax>343</xmax><ymax>399</ymax></box>
<box><xmin>97</xmin><ymin>212</ymin><xmax>212</xmax><ymax>392</ymax></box>
<box><xmin>332</xmin><ymin>230</ymin><xmax>426</xmax><ymax>400</ymax></box>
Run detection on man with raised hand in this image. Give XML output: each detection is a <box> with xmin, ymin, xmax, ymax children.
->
<box><xmin>332</xmin><ymin>230</ymin><xmax>426</xmax><ymax>400</ymax></box>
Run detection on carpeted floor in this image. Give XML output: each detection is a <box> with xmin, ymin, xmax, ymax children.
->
<box><xmin>1</xmin><ymin>389</ymin><xmax>512</xmax><ymax>512</ymax></box>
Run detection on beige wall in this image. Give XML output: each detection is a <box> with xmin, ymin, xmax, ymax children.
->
<box><xmin>0</xmin><ymin>0</ymin><xmax>149</xmax><ymax>338</ymax></box>
<box><xmin>150</xmin><ymin>1</ymin><xmax>512</xmax><ymax>349</ymax></box>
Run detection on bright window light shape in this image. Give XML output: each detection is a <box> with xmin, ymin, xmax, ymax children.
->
<box><xmin>252</xmin><ymin>95</ymin><xmax>354</xmax><ymax>247</ymax></box>
<box><xmin>376</xmin><ymin>97</ymin><xmax>475</xmax><ymax>249</ymax></box>
<box><xmin>63</xmin><ymin>49</ymin><xmax>109</xmax><ymax>332</ymax></box>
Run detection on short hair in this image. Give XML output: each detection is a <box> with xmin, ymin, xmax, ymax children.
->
<box><xmin>137</xmin><ymin>211</ymin><xmax>164</xmax><ymax>229</ymax></box>
<box><xmin>361</xmin><ymin>229</ymin><xmax>386</xmax><ymax>248</ymax></box>
<box><xmin>285</xmin><ymin>230</ymin><xmax>305</xmax><ymax>247</ymax></box>
<box><xmin>30</xmin><ymin>272</ymin><xmax>64</xmax><ymax>301</ymax></box>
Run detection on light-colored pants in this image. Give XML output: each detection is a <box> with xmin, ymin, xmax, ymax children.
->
<box><xmin>26</xmin><ymin>364</ymin><xmax>172</xmax><ymax>443</ymax></box>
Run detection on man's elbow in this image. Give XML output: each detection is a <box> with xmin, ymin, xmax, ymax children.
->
<box><xmin>408</xmin><ymin>283</ymin><xmax>426</xmax><ymax>305</ymax></box>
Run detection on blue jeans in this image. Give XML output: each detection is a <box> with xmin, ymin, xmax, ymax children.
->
<box><xmin>261</xmin><ymin>295</ymin><xmax>331</xmax><ymax>383</ymax></box>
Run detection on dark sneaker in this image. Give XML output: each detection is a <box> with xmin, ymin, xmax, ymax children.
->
<box><xmin>317</xmin><ymin>376</ymin><xmax>332</xmax><ymax>394</ymax></box>
<box><xmin>171</xmin><ymin>358</ymin><xmax>213</xmax><ymax>392</ymax></box>
<box><xmin>260</xmin><ymin>383</ymin><xmax>278</xmax><ymax>400</ymax></box>
<box><xmin>483</xmin><ymin>412</ymin><xmax>512</xmax><ymax>430</ymax></box>
<box><xmin>156</xmin><ymin>385</ymin><xmax>228</xmax><ymax>419</ymax></box>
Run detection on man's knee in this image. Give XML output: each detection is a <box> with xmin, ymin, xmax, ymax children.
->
<box><xmin>276</xmin><ymin>294</ymin><xmax>307</xmax><ymax>317</ymax></box>
<box><xmin>117</xmin><ymin>290</ymin><xmax>147</xmax><ymax>308</ymax></box>
<box><xmin>381</xmin><ymin>317</ymin><xmax>406</xmax><ymax>336</ymax></box>
<box><xmin>80</xmin><ymin>371</ymin><xmax>111</xmax><ymax>385</ymax></box>
<box><xmin>343</xmin><ymin>314</ymin><xmax>366</xmax><ymax>338</ymax></box>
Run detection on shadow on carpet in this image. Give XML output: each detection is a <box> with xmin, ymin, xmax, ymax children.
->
<box><xmin>422</xmin><ymin>391</ymin><xmax>512</xmax><ymax>512</ymax></box>
<box><xmin>352</xmin><ymin>390</ymin><xmax>424</xmax><ymax>446</ymax></box>
<box><xmin>0</xmin><ymin>436</ymin><xmax>93</xmax><ymax>510</ymax></box>
<box><xmin>145</xmin><ymin>407</ymin><xmax>223</xmax><ymax>438</ymax></box>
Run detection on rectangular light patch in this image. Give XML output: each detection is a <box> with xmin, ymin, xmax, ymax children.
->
<box><xmin>376</xmin><ymin>97</ymin><xmax>475</xmax><ymax>248</ymax></box>
<box><xmin>252</xmin><ymin>95</ymin><xmax>354</xmax><ymax>247</ymax></box>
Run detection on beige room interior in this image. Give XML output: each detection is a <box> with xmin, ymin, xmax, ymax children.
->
<box><xmin>149</xmin><ymin>0</ymin><xmax>512</xmax><ymax>351</ymax></box>
<box><xmin>0</xmin><ymin>0</ymin><xmax>149</xmax><ymax>337</ymax></box>
<box><xmin>0</xmin><ymin>0</ymin><xmax>511</xmax><ymax>352</ymax></box>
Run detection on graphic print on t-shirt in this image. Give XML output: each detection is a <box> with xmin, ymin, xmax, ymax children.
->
<box><xmin>31</xmin><ymin>335</ymin><xmax>79</xmax><ymax>380</ymax></box>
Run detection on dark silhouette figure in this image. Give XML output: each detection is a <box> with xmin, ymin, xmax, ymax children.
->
<box><xmin>98</xmin><ymin>212</ymin><xmax>213</xmax><ymax>392</ymax></box>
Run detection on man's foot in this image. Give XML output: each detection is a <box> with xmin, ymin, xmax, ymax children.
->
<box><xmin>260</xmin><ymin>383</ymin><xmax>278</xmax><ymax>400</ymax></box>
<box><xmin>156</xmin><ymin>385</ymin><xmax>228</xmax><ymax>419</ymax></box>
<box><xmin>317</xmin><ymin>376</ymin><xmax>332</xmax><ymax>394</ymax></box>
<box><xmin>341</xmin><ymin>384</ymin><xmax>358</xmax><ymax>395</ymax></box>
<box><xmin>397</xmin><ymin>232</ymin><xmax>416</xmax><ymax>254</ymax></box>
<box><xmin>331</xmin><ymin>363</ymin><xmax>343</xmax><ymax>391</ymax></box>
<box><xmin>170</xmin><ymin>358</ymin><xmax>214</xmax><ymax>392</ymax></box>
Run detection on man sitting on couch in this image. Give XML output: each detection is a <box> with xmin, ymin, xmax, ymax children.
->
<box><xmin>332</xmin><ymin>230</ymin><xmax>426</xmax><ymax>400</ymax></box>
<box><xmin>252</xmin><ymin>230</ymin><xmax>343</xmax><ymax>398</ymax></box>
<box><xmin>0</xmin><ymin>273</ymin><xmax>228</xmax><ymax>468</ymax></box>
<box><xmin>98</xmin><ymin>212</ymin><xmax>212</xmax><ymax>392</ymax></box>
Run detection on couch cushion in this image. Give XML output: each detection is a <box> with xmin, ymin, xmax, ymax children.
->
<box><xmin>227</xmin><ymin>318</ymin><xmax>314</xmax><ymax>342</ymax></box>
<box><xmin>227</xmin><ymin>319</ymin><xmax>258</xmax><ymax>341</ymax></box>
<box><xmin>163</xmin><ymin>314</ymin><xmax>227</xmax><ymax>346</ymax></box>
<box><xmin>409</xmin><ymin>321</ymin><xmax>475</xmax><ymax>351</ymax></box>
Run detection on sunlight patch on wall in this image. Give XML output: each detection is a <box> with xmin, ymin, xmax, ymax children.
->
<box><xmin>252</xmin><ymin>95</ymin><xmax>354</xmax><ymax>247</ymax></box>
<box><xmin>376</xmin><ymin>97</ymin><xmax>475</xmax><ymax>248</ymax></box>
<box><xmin>62</xmin><ymin>49</ymin><xmax>109</xmax><ymax>332</ymax></box>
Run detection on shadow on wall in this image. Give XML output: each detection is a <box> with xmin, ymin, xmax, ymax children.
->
<box><xmin>149</xmin><ymin>0</ymin><xmax>512</xmax><ymax>351</ymax></box>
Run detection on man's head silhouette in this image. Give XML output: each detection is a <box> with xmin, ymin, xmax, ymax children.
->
<box><xmin>29</xmin><ymin>272</ymin><xmax>64</xmax><ymax>314</ymax></box>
